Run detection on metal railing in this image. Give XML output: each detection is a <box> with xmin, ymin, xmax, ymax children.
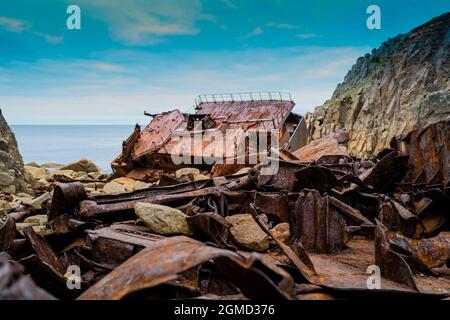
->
<box><xmin>195</xmin><ymin>91</ymin><xmax>293</xmax><ymax>106</ymax></box>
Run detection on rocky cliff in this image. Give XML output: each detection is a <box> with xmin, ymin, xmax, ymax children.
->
<box><xmin>0</xmin><ymin>109</ymin><xmax>25</xmax><ymax>193</ymax></box>
<box><xmin>306</xmin><ymin>12</ymin><xmax>450</xmax><ymax>158</ymax></box>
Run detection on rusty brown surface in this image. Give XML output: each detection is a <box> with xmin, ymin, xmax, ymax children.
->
<box><xmin>292</xmin><ymin>129</ymin><xmax>349</xmax><ymax>161</ymax></box>
<box><xmin>2</xmin><ymin>103</ymin><xmax>449</xmax><ymax>300</ymax></box>
<box><xmin>0</xmin><ymin>213</ymin><xmax>16</xmax><ymax>252</ymax></box>
<box><xmin>111</xmin><ymin>95</ymin><xmax>304</xmax><ymax>177</ymax></box>
<box><xmin>134</xmin><ymin>110</ymin><xmax>186</xmax><ymax>159</ymax></box>
<box><xmin>78</xmin><ymin>236</ymin><xmax>295</xmax><ymax>300</ymax></box>
<box><xmin>391</xmin><ymin>119</ymin><xmax>449</xmax><ymax>187</ymax></box>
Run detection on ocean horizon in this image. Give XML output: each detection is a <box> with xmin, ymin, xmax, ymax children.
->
<box><xmin>11</xmin><ymin>125</ymin><xmax>136</xmax><ymax>172</ymax></box>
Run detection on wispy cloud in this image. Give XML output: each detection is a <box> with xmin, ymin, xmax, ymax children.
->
<box><xmin>242</xmin><ymin>26</ymin><xmax>263</xmax><ymax>40</ymax></box>
<box><xmin>0</xmin><ymin>45</ymin><xmax>370</xmax><ymax>124</ymax></box>
<box><xmin>296</xmin><ymin>33</ymin><xmax>319</xmax><ymax>39</ymax></box>
<box><xmin>0</xmin><ymin>16</ymin><xmax>29</xmax><ymax>32</ymax></box>
<box><xmin>34</xmin><ymin>32</ymin><xmax>64</xmax><ymax>44</ymax></box>
<box><xmin>219</xmin><ymin>0</ymin><xmax>237</xmax><ymax>10</ymax></box>
<box><xmin>76</xmin><ymin>0</ymin><xmax>210</xmax><ymax>45</ymax></box>
<box><xmin>267</xmin><ymin>22</ymin><xmax>301</xmax><ymax>30</ymax></box>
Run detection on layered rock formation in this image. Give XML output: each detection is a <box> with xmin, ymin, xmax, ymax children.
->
<box><xmin>0</xmin><ymin>110</ymin><xmax>25</xmax><ymax>193</ymax></box>
<box><xmin>306</xmin><ymin>13</ymin><xmax>450</xmax><ymax>158</ymax></box>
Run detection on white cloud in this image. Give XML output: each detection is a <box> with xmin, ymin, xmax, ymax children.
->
<box><xmin>220</xmin><ymin>0</ymin><xmax>237</xmax><ymax>10</ymax></box>
<box><xmin>0</xmin><ymin>16</ymin><xmax>29</xmax><ymax>32</ymax></box>
<box><xmin>267</xmin><ymin>22</ymin><xmax>301</xmax><ymax>30</ymax></box>
<box><xmin>76</xmin><ymin>0</ymin><xmax>209</xmax><ymax>45</ymax></box>
<box><xmin>34</xmin><ymin>32</ymin><xmax>64</xmax><ymax>44</ymax></box>
<box><xmin>296</xmin><ymin>33</ymin><xmax>319</xmax><ymax>39</ymax></box>
<box><xmin>242</xmin><ymin>26</ymin><xmax>263</xmax><ymax>40</ymax></box>
<box><xmin>0</xmin><ymin>46</ymin><xmax>371</xmax><ymax>124</ymax></box>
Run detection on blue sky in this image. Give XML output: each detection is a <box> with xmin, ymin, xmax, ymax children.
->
<box><xmin>0</xmin><ymin>0</ymin><xmax>449</xmax><ymax>124</ymax></box>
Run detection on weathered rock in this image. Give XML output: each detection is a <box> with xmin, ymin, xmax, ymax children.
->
<box><xmin>225</xmin><ymin>214</ymin><xmax>270</xmax><ymax>252</ymax></box>
<box><xmin>134</xmin><ymin>181</ymin><xmax>151</xmax><ymax>190</ymax></box>
<box><xmin>0</xmin><ymin>199</ymin><xmax>15</xmax><ymax>213</ymax></box>
<box><xmin>25</xmin><ymin>166</ymin><xmax>49</xmax><ymax>180</ymax></box>
<box><xmin>175</xmin><ymin>168</ymin><xmax>200</xmax><ymax>179</ymax></box>
<box><xmin>113</xmin><ymin>177</ymin><xmax>136</xmax><ymax>190</ymax></box>
<box><xmin>0</xmin><ymin>109</ymin><xmax>26</xmax><ymax>193</ymax></box>
<box><xmin>134</xmin><ymin>203</ymin><xmax>194</xmax><ymax>236</ymax></box>
<box><xmin>194</xmin><ymin>174</ymin><xmax>210</xmax><ymax>181</ymax></box>
<box><xmin>270</xmin><ymin>223</ymin><xmax>291</xmax><ymax>244</ymax></box>
<box><xmin>40</xmin><ymin>163</ymin><xmax>64</xmax><ymax>170</ymax></box>
<box><xmin>102</xmin><ymin>181</ymin><xmax>129</xmax><ymax>194</ymax></box>
<box><xmin>29</xmin><ymin>192</ymin><xmax>52</xmax><ymax>210</ymax></box>
<box><xmin>233</xmin><ymin>167</ymin><xmax>252</xmax><ymax>175</ymax></box>
<box><xmin>0</xmin><ymin>172</ymin><xmax>16</xmax><ymax>187</ymax></box>
<box><xmin>306</xmin><ymin>13</ymin><xmax>450</xmax><ymax>158</ymax></box>
<box><xmin>24</xmin><ymin>215</ymin><xmax>48</xmax><ymax>226</ymax></box>
<box><xmin>60</xmin><ymin>159</ymin><xmax>100</xmax><ymax>173</ymax></box>
<box><xmin>16</xmin><ymin>222</ymin><xmax>38</xmax><ymax>230</ymax></box>
<box><xmin>88</xmin><ymin>171</ymin><xmax>109</xmax><ymax>180</ymax></box>
<box><xmin>25</xmin><ymin>162</ymin><xmax>40</xmax><ymax>168</ymax></box>
<box><xmin>51</xmin><ymin>169</ymin><xmax>76</xmax><ymax>180</ymax></box>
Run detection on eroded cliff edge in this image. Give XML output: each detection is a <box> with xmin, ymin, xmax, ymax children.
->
<box><xmin>306</xmin><ymin>12</ymin><xmax>450</xmax><ymax>158</ymax></box>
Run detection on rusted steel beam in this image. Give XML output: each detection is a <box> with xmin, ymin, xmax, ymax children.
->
<box><xmin>49</xmin><ymin>182</ymin><xmax>87</xmax><ymax>220</ymax></box>
<box><xmin>0</xmin><ymin>213</ymin><xmax>16</xmax><ymax>252</ymax></box>
<box><xmin>391</xmin><ymin>119</ymin><xmax>449</xmax><ymax>188</ymax></box>
<box><xmin>78</xmin><ymin>236</ymin><xmax>295</xmax><ymax>300</ymax></box>
<box><xmin>387</xmin><ymin>231</ymin><xmax>450</xmax><ymax>273</ymax></box>
<box><xmin>375</xmin><ymin>220</ymin><xmax>420</xmax><ymax>291</ymax></box>
<box><xmin>22</xmin><ymin>227</ymin><xmax>66</xmax><ymax>275</ymax></box>
<box><xmin>379</xmin><ymin>197</ymin><xmax>418</xmax><ymax>238</ymax></box>
<box><xmin>79</xmin><ymin>186</ymin><xmax>223</xmax><ymax>218</ymax></box>
<box><xmin>187</xmin><ymin>212</ymin><xmax>233</xmax><ymax>249</ymax></box>
<box><xmin>249</xmin><ymin>203</ymin><xmax>317</xmax><ymax>281</ymax></box>
<box><xmin>291</xmin><ymin>190</ymin><xmax>347</xmax><ymax>253</ymax></box>
<box><xmin>0</xmin><ymin>253</ymin><xmax>56</xmax><ymax>300</ymax></box>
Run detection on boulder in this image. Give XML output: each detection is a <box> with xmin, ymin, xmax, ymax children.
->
<box><xmin>225</xmin><ymin>214</ymin><xmax>270</xmax><ymax>252</ymax></box>
<box><xmin>60</xmin><ymin>159</ymin><xmax>100</xmax><ymax>173</ymax></box>
<box><xmin>113</xmin><ymin>177</ymin><xmax>136</xmax><ymax>190</ymax></box>
<box><xmin>0</xmin><ymin>199</ymin><xmax>15</xmax><ymax>213</ymax></box>
<box><xmin>233</xmin><ymin>167</ymin><xmax>252</xmax><ymax>175</ymax></box>
<box><xmin>134</xmin><ymin>203</ymin><xmax>194</xmax><ymax>236</ymax></box>
<box><xmin>194</xmin><ymin>174</ymin><xmax>210</xmax><ymax>181</ymax></box>
<box><xmin>134</xmin><ymin>181</ymin><xmax>151</xmax><ymax>190</ymax></box>
<box><xmin>29</xmin><ymin>192</ymin><xmax>52</xmax><ymax>210</ymax></box>
<box><xmin>40</xmin><ymin>163</ymin><xmax>64</xmax><ymax>170</ymax></box>
<box><xmin>0</xmin><ymin>110</ymin><xmax>26</xmax><ymax>193</ymax></box>
<box><xmin>25</xmin><ymin>162</ymin><xmax>40</xmax><ymax>168</ymax></box>
<box><xmin>24</xmin><ymin>215</ymin><xmax>48</xmax><ymax>226</ymax></box>
<box><xmin>270</xmin><ymin>223</ymin><xmax>291</xmax><ymax>244</ymax></box>
<box><xmin>51</xmin><ymin>169</ymin><xmax>76</xmax><ymax>180</ymax></box>
<box><xmin>175</xmin><ymin>168</ymin><xmax>200</xmax><ymax>179</ymax></box>
<box><xmin>25</xmin><ymin>166</ymin><xmax>49</xmax><ymax>180</ymax></box>
<box><xmin>88</xmin><ymin>171</ymin><xmax>109</xmax><ymax>180</ymax></box>
<box><xmin>0</xmin><ymin>172</ymin><xmax>16</xmax><ymax>187</ymax></box>
<box><xmin>102</xmin><ymin>181</ymin><xmax>128</xmax><ymax>194</ymax></box>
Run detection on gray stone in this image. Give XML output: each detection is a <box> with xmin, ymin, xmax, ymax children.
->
<box><xmin>175</xmin><ymin>168</ymin><xmax>200</xmax><ymax>179</ymax></box>
<box><xmin>225</xmin><ymin>214</ymin><xmax>270</xmax><ymax>252</ymax></box>
<box><xmin>134</xmin><ymin>203</ymin><xmax>194</xmax><ymax>236</ymax></box>
<box><xmin>60</xmin><ymin>159</ymin><xmax>100</xmax><ymax>173</ymax></box>
<box><xmin>0</xmin><ymin>172</ymin><xmax>15</xmax><ymax>186</ymax></box>
<box><xmin>270</xmin><ymin>223</ymin><xmax>291</xmax><ymax>244</ymax></box>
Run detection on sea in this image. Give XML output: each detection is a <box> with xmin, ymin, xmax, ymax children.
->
<box><xmin>11</xmin><ymin>125</ymin><xmax>136</xmax><ymax>173</ymax></box>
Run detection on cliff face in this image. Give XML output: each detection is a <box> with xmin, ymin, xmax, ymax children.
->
<box><xmin>306</xmin><ymin>12</ymin><xmax>450</xmax><ymax>158</ymax></box>
<box><xmin>0</xmin><ymin>109</ymin><xmax>25</xmax><ymax>193</ymax></box>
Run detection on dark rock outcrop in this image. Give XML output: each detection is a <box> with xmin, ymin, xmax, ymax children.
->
<box><xmin>0</xmin><ymin>109</ymin><xmax>25</xmax><ymax>193</ymax></box>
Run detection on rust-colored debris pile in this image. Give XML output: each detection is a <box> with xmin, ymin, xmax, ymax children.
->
<box><xmin>1</xmin><ymin>94</ymin><xmax>449</xmax><ymax>300</ymax></box>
